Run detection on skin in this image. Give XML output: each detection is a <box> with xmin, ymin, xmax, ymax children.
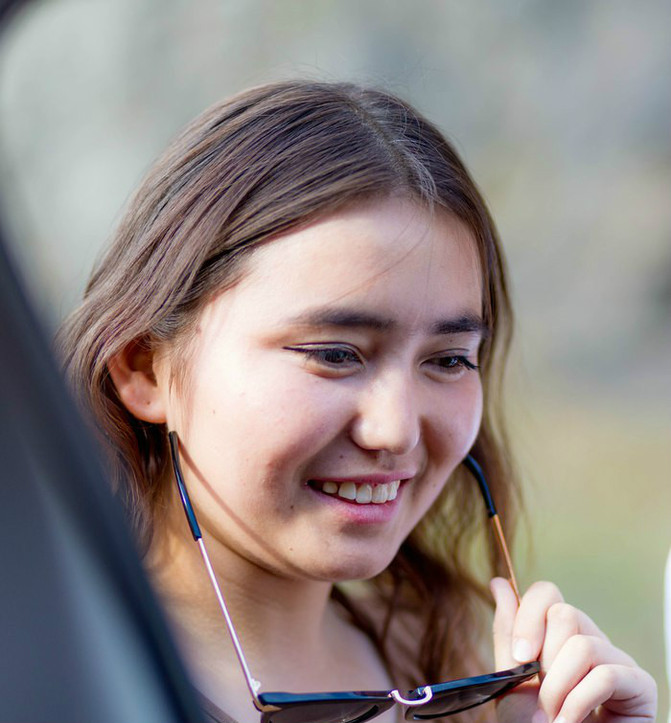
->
<box><xmin>110</xmin><ymin>197</ymin><xmax>656</xmax><ymax>723</ymax></box>
<box><xmin>492</xmin><ymin>579</ymin><xmax>656</xmax><ymax>723</ymax></box>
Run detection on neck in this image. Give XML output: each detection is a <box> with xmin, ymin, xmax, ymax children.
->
<box><xmin>146</xmin><ymin>492</ymin><xmax>394</xmax><ymax>723</ymax></box>
<box><xmin>148</xmin><ymin>501</ymin><xmax>352</xmax><ymax>689</ymax></box>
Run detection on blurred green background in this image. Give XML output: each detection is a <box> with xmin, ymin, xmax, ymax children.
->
<box><xmin>1</xmin><ymin>0</ymin><xmax>669</xmax><ymax>716</ymax></box>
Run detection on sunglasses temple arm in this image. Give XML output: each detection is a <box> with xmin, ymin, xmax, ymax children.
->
<box><xmin>195</xmin><ymin>538</ymin><xmax>263</xmax><ymax>701</ymax></box>
<box><xmin>490</xmin><ymin>514</ymin><xmax>521</xmax><ymax>605</ymax></box>
<box><xmin>168</xmin><ymin>432</ymin><xmax>263</xmax><ymax>704</ymax></box>
<box><xmin>463</xmin><ymin>455</ymin><xmax>521</xmax><ymax>605</ymax></box>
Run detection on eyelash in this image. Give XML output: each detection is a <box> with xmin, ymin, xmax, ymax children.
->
<box><xmin>285</xmin><ymin>345</ymin><xmax>480</xmax><ymax>376</ymax></box>
<box><xmin>428</xmin><ymin>355</ymin><xmax>480</xmax><ymax>374</ymax></box>
<box><xmin>286</xmin><ymin>345</ymin><xmax>362</xmax><ymax>368</ymax></box>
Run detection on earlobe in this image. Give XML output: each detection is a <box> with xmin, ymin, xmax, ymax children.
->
<box><xmin>107</xmin><ymin>340</ymin><xmax>167</xmax><ymax>423</ymax></box>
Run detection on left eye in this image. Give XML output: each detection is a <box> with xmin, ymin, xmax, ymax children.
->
<box><xmin>428</xmin><ymin>355</ymin><xmax>479</xmax><ymax>375</ymax></box>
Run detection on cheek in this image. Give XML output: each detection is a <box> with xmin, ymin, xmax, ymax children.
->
<box><xmin>461</xmin><ymin>378</ymin><xmax>484</xmax><ymax>447</ymax></box>
<box><xmin>256</xmin><ymin>388</ymin><xmax>354</xmax><ymax>476</ymax></box>
<box><xmin>188</xmin><ymin>365</ymin><xmax>352</xmax><ymax>478</ymax></box>
<box><xmin>423</xmin><ymin>379</ymin><xmax>483</xmax><ymax>482</ymax></box>
<box><xmin>404</xmin><ymin>383</ymin><xmax>483</xmax><ymax>533</ymax></box>
<box><xmin>442</xmin><ymin>375</ymin><xmax>483</xmax><ymax>437</ymax></box>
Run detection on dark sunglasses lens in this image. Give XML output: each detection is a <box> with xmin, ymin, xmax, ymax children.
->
<box><xmin>260</xmin><ymin>696</ymin><xmax>391</xmax><ymax>723</ymax></box>
<box><xmin>405</xmin><ymin>681</ymin><xmax>506</xmax><ymax>719</ymax></box>
<box><xmin>405</xmin><ymin>664</ymin><xmax>540</xmax><ymax>720</ymax></box>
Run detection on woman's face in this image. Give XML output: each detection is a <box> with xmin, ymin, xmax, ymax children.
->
<box><xmin>156</xmin><ymin>198</ymin><xmax>485</xmax><ymax>582</ymax></box>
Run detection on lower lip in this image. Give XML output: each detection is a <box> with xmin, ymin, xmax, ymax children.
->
<box><xmin>306</xmin><ymin>484</ymin><xmax>403</xmax><ymax>523</ymax></box>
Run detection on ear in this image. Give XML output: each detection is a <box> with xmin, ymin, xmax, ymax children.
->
<box><xmin>107</xmin><ymin>340</ymin><xmax>167</xmax><ymax>423</ymax></box>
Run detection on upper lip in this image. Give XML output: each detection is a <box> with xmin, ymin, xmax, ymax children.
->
<box><xmin>308</xmin><ymin>473</ymin><xmax>415</xmax><ymax>485</ymax></box>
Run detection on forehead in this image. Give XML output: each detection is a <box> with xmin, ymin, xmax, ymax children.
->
<box><xmin>199</xmin><ymin>199</ymin><xmax>483</xmax><ymax>338</ymax></box>
<box><xmin>242</xmin><ymin>199</ymin><xmax>480</xmax><ymax>305</ymax></box>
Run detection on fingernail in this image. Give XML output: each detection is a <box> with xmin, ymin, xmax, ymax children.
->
<box><xmin>555</xmin><ymin>718</ymin><xmax>566</xmax><ymax>723</ymax></box>
<box><xmin>513</xmin><ymin>637</ymin><xmax>533</xmax><ymax>662</ymax></box>
<box><xmin>531</xmin><ymin>709</ymin><xmax>548</xmax><ymax>723</ymax></box>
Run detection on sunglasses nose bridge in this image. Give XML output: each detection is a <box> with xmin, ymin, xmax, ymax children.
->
<box><xmin>390</xmin><ymin>686</ymin><xmax>433</xmax><ymax>707</ymax></box>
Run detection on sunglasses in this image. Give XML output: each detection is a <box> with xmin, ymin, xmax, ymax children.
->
<box><xmin>167</xmin><ymin>431</ymin><xmax>539</xmax><ymax>722</ymax></box>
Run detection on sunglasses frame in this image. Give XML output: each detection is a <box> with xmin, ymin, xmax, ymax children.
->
<box><xmin>254</xmin><ymin>661</ymin><xmax>539</xmax><ymax>722</ymax></box>
<box><xmin>167</xmin><ymin>431</ymin><xmax>538</xmax><ymax>721</ymax></box>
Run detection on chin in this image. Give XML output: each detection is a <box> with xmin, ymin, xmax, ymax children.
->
<box><xmin>307</xmin><ymin>550</ymin><xmax>398</xmax><ymax>584</ymax></box>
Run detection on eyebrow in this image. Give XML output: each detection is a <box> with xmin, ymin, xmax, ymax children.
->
<box><xmin>288</xmin><ymin>307</ymin><xmax>489</xmax><ymax>338</ymax></box>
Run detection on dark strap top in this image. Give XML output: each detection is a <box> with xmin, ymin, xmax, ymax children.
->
<box><xmin>198</xmin><ymin>692</ymin><xmax>240</xmax><ymax>723</ymax></box>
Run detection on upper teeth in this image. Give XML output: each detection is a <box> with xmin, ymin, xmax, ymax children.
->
<box><xmin>319</xmin><ymin>480</ymin><xmax>400</xmax><ymax>504</ymax></box>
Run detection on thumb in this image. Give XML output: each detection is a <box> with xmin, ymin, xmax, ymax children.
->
<box><xmin>490</xmin><ymin>577</ymin><xmax>519</xmax><ymax>670</ymax></box>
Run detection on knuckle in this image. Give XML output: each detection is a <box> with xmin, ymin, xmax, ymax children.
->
<box><xmin>547</xmin><ymin>602</ymin><xmax>579</xmax><ymax>628</ymax></box>
<box><xmin>528</xmin><ymin>580</ymin><xmax>563</xmax><ymax>601</ymax></box>
<box><xmin>644</xmin><ymin>669</ymin><xmax>659</xmax><ymax>701</ymax></box>
<box><xmin>644</xmin><ymin>668</ymin><xmax>658</xmax><ymax>691</ymax></box>
<box><xmin>566</xmin><ymin>633</ymin><xmax>598</xmax><ymax>661</ymax></box>
<box><xmin>555</xmin><ymin>667</ymin><xmax>620</xmax><ymax>723</ymax></box>
<box><xmin>590</xmin><ymin>664</ymin><xmax>619</xmax><ymax>692</ymax></box>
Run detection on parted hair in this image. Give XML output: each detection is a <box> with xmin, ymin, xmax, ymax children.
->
<box><xmin>59</xmin><ymin>80</ymin><xmax>519</xmax><ymax>721</ymax></box>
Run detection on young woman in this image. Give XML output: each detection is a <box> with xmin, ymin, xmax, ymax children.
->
<box><xmin>59</xmin><ymin>81</ymin><xmax>656</xmax><ymax>723</ymax></box>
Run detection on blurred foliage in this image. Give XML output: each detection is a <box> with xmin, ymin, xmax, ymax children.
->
<box><xmin>1</xmin><ymin>0</ymin><xmax>669</xmax><ymax>716</ymax></box>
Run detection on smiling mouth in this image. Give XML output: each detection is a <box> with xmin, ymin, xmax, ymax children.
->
<box><xmin>308</xmin><ymin>479</ymin><xmax>401</xmax><ymax>504</ymax></box>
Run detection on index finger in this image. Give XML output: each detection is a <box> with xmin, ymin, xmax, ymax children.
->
<box><xmin>512</xmin><ymin>582</ymin><xmax>606</xmax><ymax>665</ymax></box>
<box><xmin>512</xmin><ymin>581</ymin><xmax>564</xmax><ymax>663</ymax></box>
<box><xmin>491</xmin><ymin>576</ymin><xmax>520</xmax><ymax>670</ymax></box>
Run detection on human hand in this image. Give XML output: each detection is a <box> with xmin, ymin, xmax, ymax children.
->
<box><xmin>490</xmin><ymin>578</ymin><xmax>657</xmax><ymax>723</ymax></box>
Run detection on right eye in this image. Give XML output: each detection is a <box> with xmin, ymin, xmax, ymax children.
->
<box><xmin>284</xmin><ymin>345</ymin><xmax>363</xmax><ymax>372</ymax></box>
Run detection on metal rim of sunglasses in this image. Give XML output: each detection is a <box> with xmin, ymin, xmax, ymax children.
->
<box><xmin>255</xmin><ymin>662</ymin><xmax>540</xmax><ymax>722</ymax></box>
<box><xmin>167</xmin><ymin>431</ymin><xmax>539</xmax><ymax>721</ymax></box>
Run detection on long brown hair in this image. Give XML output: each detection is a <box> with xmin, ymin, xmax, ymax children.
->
<box><xmin>59</xmin><ymin>80</ymin><xmax>518</xmax><ymax>719</ymax></box>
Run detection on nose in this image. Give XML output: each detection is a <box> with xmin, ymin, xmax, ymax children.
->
<box><xmin>348</xmin><ymin>372</ymin><xmax>421</xmax><ymax>457</ymax></box>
